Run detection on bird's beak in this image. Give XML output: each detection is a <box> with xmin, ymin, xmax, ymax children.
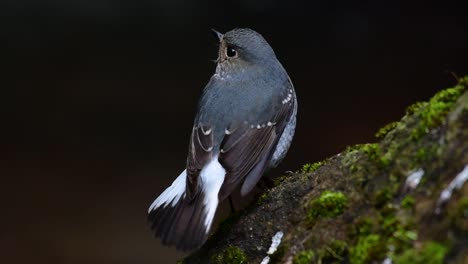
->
<box><xmin>211</xmin><ymin>29</ymin><xmax>223</xmax><ymax>42</ymax></box>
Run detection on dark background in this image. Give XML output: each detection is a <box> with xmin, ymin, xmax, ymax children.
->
<box><xmin>1</xmin><ymin>1</ymin><xmax>467</xmax><ymax>263</ymax></box>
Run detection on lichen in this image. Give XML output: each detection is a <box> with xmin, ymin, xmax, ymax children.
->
<box><xmin>306</xmin><ymin>191</ymin><xmax>348</xmax><ymax>223</ymax></box>
<box><xmin>293</xmin><ymin>250</ymin><xmax>315</xmax><ymax>264</ymax></box>
<box><xmin>391</xmin><ymin>241</ymin><xmax>449</xmax><ymax>264</ymax></box>
<box><xmin>211</xmin><ymin>246</ymin><xmax>248</xmax><ymax>264</ymax></box>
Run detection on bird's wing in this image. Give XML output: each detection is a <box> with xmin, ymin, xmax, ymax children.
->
<box><xmin>217</xmin><ymin>99</ymin><xmax>294</xmax><ymax>199</ymax></box>
<box><xmin>186</xmin><ymin>124</ymin><xmax>214</xmax><ymax>201</ymax></box>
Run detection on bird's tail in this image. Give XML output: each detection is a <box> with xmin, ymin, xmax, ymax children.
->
<box><xmin>148</xmin><ymin>168</ymin><xmax>223</xmax><ymax>251</ymax></box>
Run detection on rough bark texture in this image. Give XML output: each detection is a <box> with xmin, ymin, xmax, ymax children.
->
<box><xmin>183</xmin><ymin>78</ymin><xmax>468</xmax><ymax>264</ymax></box>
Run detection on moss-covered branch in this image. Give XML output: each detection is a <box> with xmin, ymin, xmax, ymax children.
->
<box><xmin>183</xmin><ymin>77</ymin><xmax>468</xmax><ymax>264</ymax></box>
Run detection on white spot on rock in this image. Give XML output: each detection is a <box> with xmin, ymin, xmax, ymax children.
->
<box><xmin>435</xmin><ymin>165</ymin><xmax>468</xmax><ymax>214</ymax></box>
<box><xmin>382</xmin><ymin>257</ymin><xmax>392</xmax><ymax>264</ymax></box>
<box><xmin>259</xmin><ymin>231</ymin><xmax>284</xmax><ymax>264</ymax></box>
<box><xmin>260</xmin><ymin>256</ymin><xmax>270</xmax><ymax>264</ymax></box>
<box><xmin>267</xmin><ymin>231</ymin><xmax>284</xmax><ymax>254</ymax></box>
<box><xmin>405</xmin><ymin>168</ymin><xmax>425</xmax><ymax>190</ymax></box>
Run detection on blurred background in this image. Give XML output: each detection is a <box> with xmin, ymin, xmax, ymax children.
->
<box><xmin>1</xmin><ymin>0</ymin><xmax>467</xmax><ymax>263</ymax></box>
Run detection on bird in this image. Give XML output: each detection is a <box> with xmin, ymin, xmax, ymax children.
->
<box><xmin>147</xmin><ymin>28</ymin><xmax>297</xmax><ymax>251</ymax></box>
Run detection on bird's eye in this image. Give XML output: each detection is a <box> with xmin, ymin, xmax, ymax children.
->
<box><xmin>226</xmin><ymin>46</ymin><xmax>237</xmax><ymax>58</ymax></box>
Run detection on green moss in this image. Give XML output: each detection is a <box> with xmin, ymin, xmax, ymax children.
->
<box><xmin>406</xmin><ymin>101</ymin><xmax>428</xmax><ymax>116</ymax></box>
<box><xmin>382</xmin><ymin>214</ymin><xmax>399</xmax><ymax>235</ymax></box>
<box><xmin>347</xmin><ymin>202</ymin><xmax>418</xmax><ymax>262</ymax></box>
<box><xmin>455</xmin><ymin>197</ymin><xmax>468</xmax><ymax>217</ymax></box>
<box><xmin>345</xmin><ymin>143</ymin><xmax>371</xmax><ymax>153</ymax></box>
<box><xmin>347</xmin><ymin>216</ymin><xmax>377</xmax><ymax>241</ymax></box>
<box><xmin>269</xmin><ymin>244</ymin><xmax>286</xmax><ymax>263</ymax></box>
<box><xmin>393</xmin><ymin>229</ymin><xmax>417</xmax><ymax>243</ymax></box>
<box><xmin>301</xmin><ymin>161</ymin><xmax>323</xmax><ymax>173</ymax></box>
<box><xmin>375</xmin><ymin>121</ymin><xmax>399</xmax><ymax>139</ymax></box>
<box><xmin>411</xmin><ymin>83</ymin><xmax>466</xmax><ymax>139</ymax></box>
<box><xmin>392</xmin><ymin>241</ymin><xmax>449</xmax><ymax>264</ymax></box>
<box><xmin>307</xmin><ymin>191</ymin><xmax>348</xmax><ymax>223</ymax></box>
<box><xmin>379</xmin><ymin>207</ymin><xmax>418</xmax><ymax>252</ymax></box>
<box><xmin>211</xmin><ymin>246</ymin><xmax>248</xmax><ymax>264</ymax></box>
<box><xmin>361</xmin><ymin>143</ymin><xmax>379</xmax><ymax>156</ymax></box>
<box><xmin>356</xmin><ymin>217</ymin><xmax>375</xmax><ymax>236</ymax></box>
<box><xmin>349</xmin><ymin>163</ymin><xmax>360</xmax><ymax>173</ymax></box>
<box><xmin>356</xmin><ymin>143</ymin><xmax>391</xmax><ymax>168</ymax></box>
<box><xmin>257</xmin><ymin>193</ymin><xmax>268</xmax><ymax>205</ymax></box>
<box><xmin>349</xmin><ymin>234</ymin><xmax>386</xmax><ymax>264</ymax></box>
<box><xmin>344</xmin><ymin>144</ymin><xmax>359</xmax><ymax>152</ymax></box>
<box><xmin>374</xmin><ymin>187</ymin><xmax>394</xmax><ymax>208</ymax></box>
<box><xmin>450</xmin><ymin>197</ymin><xmax>468</xmax><ymax>231</ymax></box>
<box><xmin>414</xmin><ymin>145</ymin><xmax>440</xmax><ymax>164</ymax></box>
<box><xmin>318</xmin><ymin>240</ymin><xmax>348</xmax><ymax>261</ymax></box>
<box><xmin>329</xmin><ymin>239</ymin><xmax>347</xmax><ymax>255</ymax></box>
<box><xmin>293</xmin><ymin>250</ymin><xmax>315</xmax><ymax>264</ymax></box>
<box><xmin>401</xmin><ymin>196</ymin><xmax>415</xmax><ymax>209</ymax></box>
<box><xmin>273</xmin><ymin>175</ymin><xmax>289</xmax><ymax>186</ymax></box>
<box><xmin>344</xmin><ymin>143</ymin><xmax>392</xmax><ymax>168</ymax></box>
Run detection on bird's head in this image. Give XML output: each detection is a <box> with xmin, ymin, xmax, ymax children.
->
<box><xmin>212</xmin><ymin>28</ymin><xmax>276</xmax><ymax>70</ymax></box>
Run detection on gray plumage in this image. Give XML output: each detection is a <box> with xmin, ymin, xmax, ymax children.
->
<box><xmin>148</xmin><ymin>28</ymin><xmax>297</xmax><ymax>251</ymax></box>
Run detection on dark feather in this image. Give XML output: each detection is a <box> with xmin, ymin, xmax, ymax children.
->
<box><xmin>218</xmin><ymin>100</ymin><xmax>294</xmax><ymax>199</ymax></box>
<box><xmin>148</xmin><ymin>192</ymin><xmax>210</xmax><ymax>251</ymax></box>
<box><xmin>186</xmin><ymin>125</ymin><xmax>213</xmax><ymax>200</ymax></box>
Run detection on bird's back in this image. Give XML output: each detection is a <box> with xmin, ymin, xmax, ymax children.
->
<box><xmin>195</xmin><ymin>63</ymin><xmax>292</xmax><ymax>148</ymax></box>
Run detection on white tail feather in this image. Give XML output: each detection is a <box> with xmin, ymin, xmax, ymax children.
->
<box><xmin>148</xmin><ymin>156</ymin><xmax>226</xmax><ymax>234</ymax></box>
<box><xmin>200</xmin><ymin>155</ymin><xmax>226</xmax><ymax>231</ymax></box>
<box><xmin>148</xmin><ymin>170</ymin><xmax>187</xmax><ymax>213</ymax></box>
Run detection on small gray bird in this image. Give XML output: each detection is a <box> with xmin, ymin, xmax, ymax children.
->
<box><xmin>148</xmin><ymin>28</ymin><xmax>297</xmax><ymax>251</ymax></box>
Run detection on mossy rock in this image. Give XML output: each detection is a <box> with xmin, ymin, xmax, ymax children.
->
<box><xmin>306</xmin><ymin>191</ymin><xmax>348</xmax><ymax>223</ymax></box>
<box><xmin>183</xmin><ymin>78</ymin><xmax>468</xmax><ymax>263</ymax></box>
<box><xmin>211</xmin><ymin>246</ymin><xmax>248</xmax><ymax>264</ymax></box>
